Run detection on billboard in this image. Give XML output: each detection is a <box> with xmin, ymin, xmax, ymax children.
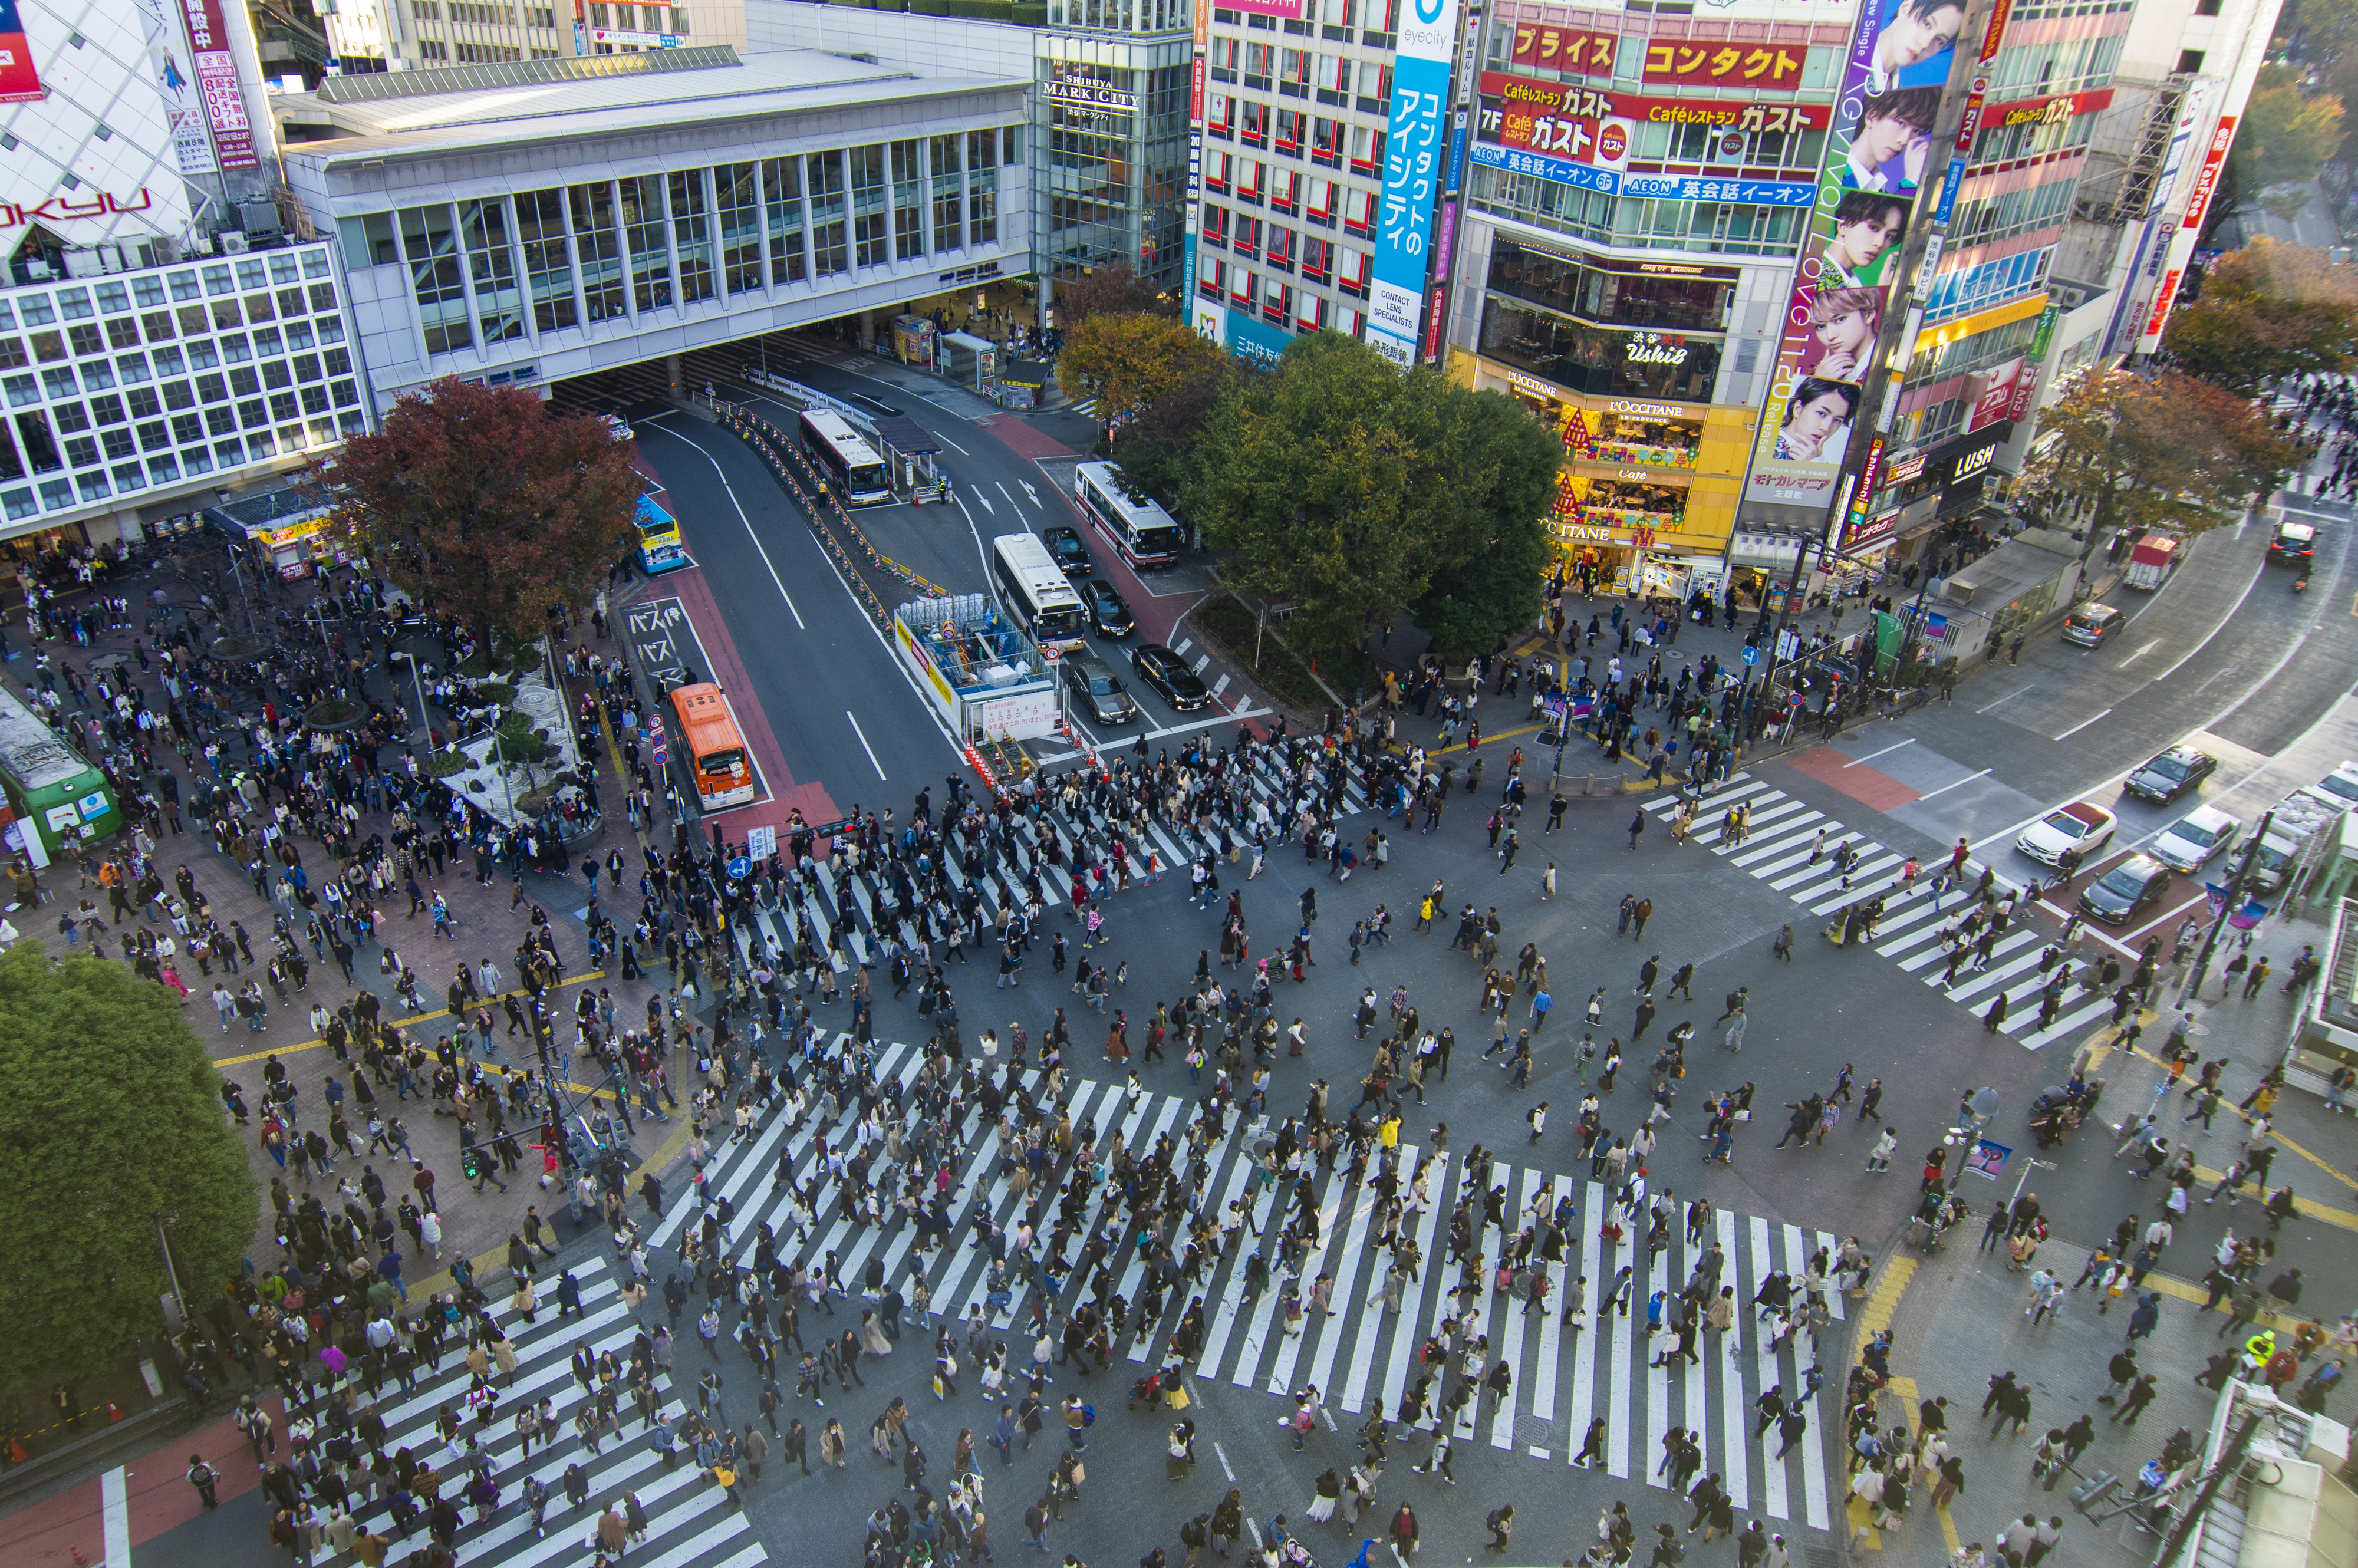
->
<box><xmin>0</xmin><ymin>0</ymin><xmax>43</xmax><ymax>102</ymax></box>
<box><xmin>1748</xmin><ymin>0</ymin><xmax>1962</xmax><ymax>508</ymax></box>
<box><xmin>1964</xmin><ymin>355</ymin><xmax>2023</xmax><ymax>433</ymax></box>
<box><xmin>181</xmin><ymin>0</ymin><xmax>259</xmax><ymax>169</ymax></box>
<box><xmin>1507</xmin><ymin>23</ymin><xmax>1805</xmax><ymax>91</ymax></box>
<box><xmin>1368</xmin><ymin>0</ymin><xmax>1459</xmax><ymax>367</ymax></box>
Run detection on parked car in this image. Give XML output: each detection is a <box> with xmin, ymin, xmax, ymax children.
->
<box><xmin>1085</xmin><ymin>578</ymin><xmax>1134</xmax><ymax>638</ymax></box>
<box><xmin>2300</xmin><ymin>762</ymin><xmax>2358</xmax><ymax>811</ymax></box>
<box><xmin>2079</xmin><ymin>854</ymin><xmax>2172</xmax><ymax>925</ymax></box>
<box><xmin>1131</xmin><ymin>642</ymin><xmax>1210</xmax><ymax>711</ymax></box>
<box><xmin>1044</xmin><ymin>525</ymin><xmax>1092</xmax><ymax>576</ymax></box>
<box><xmin>597</xmin><ymin>413</ymin><xmax>634</xmax><ymax>442</ymax></box>
<box><xmin>1061</xmin><ymin>655</ymin><xmax>1139</xmax><ymax>726</ymax></box>
<box><xmin>2061</xmin><ymin>604</ymin><xmax>2123</xmax><ymax>647</ymax></box>
<box><xmin>2016</xmin><ymin>801</ymin><xmax>2117</xmax><ymax>867</ymax></box>
<box><xmin>2122</xmin><ymin>745</ymin><xmax>2217</xmax><ymax>805</ymax></box>
<box><xmin>2150</xmin><ymin>805</ymin><xmax>2241</xmax><ymax>873</ymax></box>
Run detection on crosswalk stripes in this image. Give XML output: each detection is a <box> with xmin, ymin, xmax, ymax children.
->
<box><xmin>648</xmin><ymin>1038</ymin><xmax>1849</xmax><ymax>1530</ymax></box>
<box><xmin>1069</xmin><ymin>398</ymin><xmax>1098</xmax><ymax>418</ymax></box>
<box><xmin>721</xmin><ymin>755</ymin><xmax>1374</xmax><ymax>981</ymax></box>
<box><xmin>321</xmin><ymin>1253</ymin><xmax>766</xmax><ymax>1568</ymax></box>
<box><xmin>1642</xmin><ymin>773</ymin><xmax>2118</xmax><ymax>1049</ymax></box>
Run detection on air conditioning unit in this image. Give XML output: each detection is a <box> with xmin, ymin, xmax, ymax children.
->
<box><xmin>217</xmin><ymin>230</ymin><xmax>250</xmax><ymax>255</ymax></box>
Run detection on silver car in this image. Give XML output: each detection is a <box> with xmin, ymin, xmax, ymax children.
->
<box><xmin>1061</xmin><ymin>656</ymin><xmax>1138</xmax><ymax>725</ymax></box>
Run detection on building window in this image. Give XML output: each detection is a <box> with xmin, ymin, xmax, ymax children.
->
<box><xmin>930</xmin><ymin>134</ymin><xmax>963</xmax><ymax>252</ymax></box>
<box><xmin>717</xmin><ymin>162</ymin><xmax>763</xmax><ymax>295</ymax></box>
<box><xmin>399</xmin><ymin>203</ymin><xmax>470</xmax><ymax>355</ymax></box>
<box><xmin>461</xmin><ymin>198</ymin><xmax>524</xmax><ymax>346</ymax></box>
<box><xmin>967</xmin><ymin>131</ymin><xmax>999</xmax><ymax>246</ymax></box>
<box><xmin>417</xmin><ymin>40</ymin><xmax>447</xmax><ymax>58</ymax></box>
<box><xmin>620</xmin><ymin>174</ymin><xmax>673</xmax><ymax>312</ymax></box>
<box><xmin>569</xmin><ymin>182</ymin><xmax>625</xmax><ymax>323</ymax></box>
<box><xmin>893</xmin><ymin>140</ymin><xmax>927</xmax><ymax>262</ymax></box>
<box><xmin>669</xmin><ymin>170</ymin><xmax>714</xmax><ymax>304</ymax></box>
<box><xmin>516</xmin><ymin>189</ymin><xmax>577</xmax><ymax>333</ymax></box>
<box><xmin>849</xmin><ymin>144</ymin><xmax>890</xmax><ymax>269</ymax></box>
<box><xmin>763</xmin><ymin>156</ymin><xmax>807</xmax><ymax>284</ymax></box>
<box><xmin>808</xmin><ymin>150</ymin><xmax>847</xmax><ymax>275</ymax></box>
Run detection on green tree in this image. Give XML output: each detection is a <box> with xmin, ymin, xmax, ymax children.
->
<box><xmin>1183</xmin><ymin>332</ymin><xmax>1560</xmax><ymax>661</ymax></box>
<box><xmin>324</xmin><ymin>378</ymin><xmax>640</xmax><ymax>649</ymax></box>
<box><xmin>1056</xmin><ymin>312</ymin><xmax>1227</xmax><ymax>430</ymax></box>
<box><xmin>2018</xmin><ymin>368</ymin><xmax>2295</xmax><ymax>544</ymax></box>
<box><xmin>0</xmin><ymin>944</ymin><xmax>257</xmax><ymax>1386</ymax></box>
<box><xmin>1409</xmin><ymin>388</ymin><xmax>1563</xmax><ymax>657</ymax></box>
<box><xmin>2231</xmin><ymin>65</ymin><xmax>2344</xmax><ymax>188</ymax></box>
<box><xmin>2291</xmin><ymin>0</ymin><xmax>2358</xmax><ymax>59</ymax></box>
<box><xmin>1106</xmin><ymin>341</ymin><xmax>1238</xmax><ymax>506</ymax></box>
<box><xmin>2165</xmin><ymin>236</ymin><xmax>2358</xmax><ymax>392</ymax></box>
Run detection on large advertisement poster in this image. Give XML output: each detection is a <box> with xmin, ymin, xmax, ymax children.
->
<box><xmin>1748</xmin><ymin>0</ymin><xmax>1962</xmax><ymax>508</ymax></box>
<box><xmin>132</xmin><ymin>0</ymin><xmax>218</xmax><ymax>175</ymax></box>
<box><xmin>0</xmin><ymin>0</ymin><xmax>43</xmax><ymax>103</ymax></box>
<box><xmin>1368</xmin><ymin>0</ymin><xmax>1460</xmax><ymax>367</ymax></box>
<box><xmin>181</xmin><ymin>0</ymin><xmax>259</xmax><ymax>170</ymax></box>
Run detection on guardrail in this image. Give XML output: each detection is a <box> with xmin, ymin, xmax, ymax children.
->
<box><xmin>719</xmin><ymin>406</ymin><xmax>948</xmax><ymax>622</ymax></box>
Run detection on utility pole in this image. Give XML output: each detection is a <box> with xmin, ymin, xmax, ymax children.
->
<box><xmin>2181</xmin><ymin>808</ymin><xmax>2274</xmax><ymax>1005</ymax></box>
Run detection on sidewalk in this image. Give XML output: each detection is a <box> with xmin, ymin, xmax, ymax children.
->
<box><xmin>0</xmin><ymin>561</ymin><xmax>696</xmax><ymax>1461</ymax></box>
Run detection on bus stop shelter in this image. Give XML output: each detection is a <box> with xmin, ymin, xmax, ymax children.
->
<box><xmin>869</xmin><ymin>414</ymin><xmax>945</xmax><ymax>500</ymax></box>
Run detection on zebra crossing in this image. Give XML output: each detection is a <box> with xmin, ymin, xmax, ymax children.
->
<box><xmin>327</xmin><ymin>1253</ymin><xmax>766</xmax><ymax>1568</ymax></box>
<box><xmin>1642</xmin><ymin>773</ymin><xmax>2117</xmax><ymax>1049</ymax></box>
<box><xmin>723</xmin><ymin>756</ymin><xmax>1372</xmax><ymax>977</ymax></box>
<box><xmin>649</xmin><ymin>1038</ymin><xmax>1850</xmax><ymax>1531</ymax></box>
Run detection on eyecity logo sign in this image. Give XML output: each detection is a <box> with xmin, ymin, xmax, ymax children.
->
<box><xmin>1368</xmin><ymin>0</ymin><xmax>1460</xmax><ymax>367</ymax></box>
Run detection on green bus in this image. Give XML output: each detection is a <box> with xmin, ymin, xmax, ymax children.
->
<box><xmin>0</xmin><ymin>684</ymin><xmax>119</xmax><ymax>866</ymax></box>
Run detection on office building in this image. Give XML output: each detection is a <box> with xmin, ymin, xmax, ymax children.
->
<box><xmin>321</xmin><ymin>0</ymin><xmax>747</xmax><ymax>74</ymax></box>
<box><xmin>274</xmin><ymin>46</ymin><xmax>1029</xmax><ymax>410</ymax></box>
<box><xmin>750</xmin><ymin>0</ymin><xmax>1193</xmax><ymax>311</ymax></box>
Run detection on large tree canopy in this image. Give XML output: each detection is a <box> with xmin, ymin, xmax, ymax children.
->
<box><xmin>2017</xmin><ymin>368</ymin><xmax>2294</xmax><ymax>542</ymax></box>
<box><xmin>1057</xmin><ymin>312</ymin><xmax>1229</xmax><ymax>431</ymax></box>
<box><xmin>2165</xmin><ymin>238</ymin><xmax>2358</xmax><ymax>393</ymax></box>
<box><xmin>1055</xmin><ymin>262</ymin><xmax>1175</xmax><ymax>322</ymax></box>
<box><xmin>0</xmin><ymin>943</ymin><xmax>256</xmax><ymax>1384</ymax></box>
<box><xmin>2232</xmin><ymin>65</ymin><xmax>2345</xmax><ymax>189</ymax></box>
<box><xmin>1182</xmin><ymin>332</ymin><xmax>1561</xmax><ymax>661</ymax></box>
<box><xmin>326</xmin><ymin>378</ymin><xmax>640</xmax><ymax>645</ymax></box>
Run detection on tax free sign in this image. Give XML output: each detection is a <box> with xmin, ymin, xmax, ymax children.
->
<box><xmin>1368</xmin><ymin>0</ymin><xmax>1460</xmax><ymax>367</ymax></box>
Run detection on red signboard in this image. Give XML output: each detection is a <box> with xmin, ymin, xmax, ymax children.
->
<box><xmin>1478</xmin><ymin>71</ymin><xmax>1828</xmax><ymax>133</ymax></box>
<box><xmin>2143</xmin><ymin>268</ymin><xmax>2184</xmax><ymax>338</ymax></box>
<box><xmin>0</xmin><ymin>0</ymin><xmax>42</xmax><ymax>103</ymax></box>
<box><xmin>182</xmin><ymin>0</ymin><xmax>259</xmax><ymax>169</ymax></box>
<box><xmin>2006</xmin><ymin>363</ymin><xmax>2041</xmax><ymax>424</ymax></box>
<box><xmin>1977</xmin><ymin>87</ymin><xmax>2114</xmax><ymax>133</ymax></box>
<box><xmin>2181</xmin><ymin>115</ymin><xmax>2237</xmax><ymax>232</ymax></box>
<box><xmin>1965</xmin><ymin>357</ymin><xmax>2024</xmax><ymax>434</ymax></box>
<box><xmin>1977</xmin><ymin>0</ymin><xmax>2014</xmax><ymax>63</ymax></box>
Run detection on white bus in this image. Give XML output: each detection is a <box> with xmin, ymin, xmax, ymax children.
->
<box><xmin>1073</xmin><ymin>460</ymin><xmax>1185</xmax><ymax>570</ymax></box>
<box><xmin>991</xmin><ymin>533</ymin><xmax>1090</xmax><ymax>651</ymax></box>
<box><xmin>798</xmin><ymin>408</ymin><xmax>893</xmax><ymax>506</ymax></box>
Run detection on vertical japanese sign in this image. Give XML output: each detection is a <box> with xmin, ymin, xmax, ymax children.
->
<box><xmin>182</xmin><ymin>0</ymin><xmax>259</xmax><ymax>169</ymax></box>
<box><xmin>1182</xmin><ymin>0</ymin><xmax>1210</xmax><ymax>319</ymax></box>
<box><xmin>133</xmin><ymin>0</ymin><xmax>218</xmax><ymax>174</ymax></box>
<box><xmin>1368</xmin><ymin>0</ymin><xmax>1460</xmax><ymax>367</ymax></box>
<box><xmin>2139</xmin><ymin>113</ymin><xmax>2238</xmax><ymax>347</ymax></box>
<box><xmin>0</xmin><ymin>0</ymin><xmax>44</xmax><ymax>103</ymax></box>
<box><xmin>1747</xmin><ymin>0</ymin><xmax>1960</xmax><ymax>508</ymax></box>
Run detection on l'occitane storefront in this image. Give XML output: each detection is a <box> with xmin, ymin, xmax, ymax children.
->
<box><xmin>1466</xmin><ymin>360</ymin><xmax>1751</xmax><ymax>596</ymax></box>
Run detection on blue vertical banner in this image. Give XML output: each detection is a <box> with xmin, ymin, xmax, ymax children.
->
<box><xmin>1368</xmin><ymin>0</ymin><xmax>1460</xmax><ymax>367</ymax></box>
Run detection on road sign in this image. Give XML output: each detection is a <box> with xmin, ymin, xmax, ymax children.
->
<box><xmin>747</xmin><ymin>825</ymin><xmax>777</xmax><ymax>861</ymax></box>
<box><xmin>1740</xmin><ymin>645</ymin><xmax>1760</xmax><ymax>667</ymax></box>
<box><xmin>1042</xmin><ymin>644</ymin><xmax>1062</xmax><ymax>661</ymax></box>
<box><xmin>726</xmin><ymin>855</ymin><xmax>752</xmax><ymax>879</ymax></box>
<box><xmin>651</xmin><ymin>742</ymin><xmax>668</xmax><ymax>767</ymax></box>
<box><xmin>1775</xmin><ymin>628</ymin><xmax>1799</xmax><ymax>661</ymax></box>
<box><xmin>1965</xmin><ymin>1138</ymin><xmax>2011</xmax><ymax>1180</ymax></box>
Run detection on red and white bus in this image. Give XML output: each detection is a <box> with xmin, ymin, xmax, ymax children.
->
<box><xmin>1074</xmin><ymin>461</ymin><xmax>1185</xmax><ymax>570</ymax></box>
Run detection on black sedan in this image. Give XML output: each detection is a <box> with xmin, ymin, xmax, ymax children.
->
<box><xmin>2122</xmin><ymin>746</ymin><xmax>2216</xmax><ymax>805</ymax></box>
<box><xmin>1085</xmin><ymin>577</ymin><xmax>1134</xmax><ymax>638</ymax></box>
<box><xmin>1044</xmin><ymin>525</ymin><xmax>1092</xmax><ymax>576</ymax></box>
<box><xmin>2268</xmin><ymin>521</ymin><xmax>2316</xmax><ymax>564</ymax></box>
<box><xmin>2079</xmin><ymin>853</ymin><xmax>2172</xmax><ymax>925</ymax></box>
<box><xmin>1131</xmin><ymin>642</ymin><xmax>1210</xmax><ymax>711</ymax></box>
<box><xmin>1061</xmin><ymin>656</ymin><xmax>1139</xmax><ymax>726</ymax></box>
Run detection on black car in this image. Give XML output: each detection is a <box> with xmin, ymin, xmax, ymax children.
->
<box><xmin>1085</xmin><ymin>578</ymin><xmax>1134</xmax><ymax>638</ymax></box>
<box><xmin>1044</xmin><ymin>525</ymin><xmax>1092</xmax><ymax>576</ymax></box>
<box><xmin>2078</xmin><ymin>853</ymin><xmax>2172</xmax><ymax>925</ymax></box>
<box><xmin>2268</xmin><ymin>521</ymin><xmax>2316</xmax><ymax>564</ymax></box>
<box><xmin>1061</xmin><ymin>655</ymin><xmax>1139</xmax><ymax>725</ymax></box>
<box><xmin>1131</xmin><ymin>642</ymin><xmax>1210</xmax><ymax>711</ymax></box>
<box><xmin>2122</xmin><ymin>745</ymin><xmax>2217</xmax><ymax>805</ymax></box>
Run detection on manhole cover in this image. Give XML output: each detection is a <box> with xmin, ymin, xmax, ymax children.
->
<box><xmin>1514</xmin><ymin>1415</ymin><xmax>1560</xmax><ymax>1448</ymax></box>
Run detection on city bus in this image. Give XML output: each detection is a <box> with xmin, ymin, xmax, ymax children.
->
<box><xmin>1073</xmin><ymin>461</ymin><xmax>1185</xmax><ymax>570</ymax></box>
<box><xmin>797</xmin><ymin>408</ymin><xmax>894</xmax><ymax>506</ymax></box>
<box><xmin>668</xmin><ymin>683</ymin><xmax>757</xmax><ymax>810</ymax></box>
<box><xmin>633</xmin><ymin>492</ymin><xmax>689</xmax><ymax>574</ymax></box>
<box><xmin>0</xmin><ymin>681</ymin><xmax>119</xmax><ymax>862</ymax></box>
<box><xmin>990</xmin><ymin>533</ymin><xmax>1091</xmax><ymax>653</ymax></box>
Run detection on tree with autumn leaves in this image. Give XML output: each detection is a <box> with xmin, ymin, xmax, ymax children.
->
<box><xmin>2164</xmin><ymin>238</ymin><xmax>2358</xmax><ymax>394</ymax></box>
<box><xmin>320</xmin><ymin>378</ymin><xmax>639</xmax><ymax>648</ymax></box>
<box><xmin>2017</xmin><ymin>368</ymin><xmax>2296</xmax><ymax>546</ymax></box>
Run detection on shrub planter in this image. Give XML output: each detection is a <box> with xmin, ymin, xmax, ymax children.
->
<box><xmin>304</xmin><ymin>699</ymin><xmax>366</xmax><ymax>733</ymax></box>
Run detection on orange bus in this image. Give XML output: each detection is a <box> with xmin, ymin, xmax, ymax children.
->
<box><xmin>668</xmin><ymin>683</ymin><xmax>756</xmax><ymax>809</ymax></box>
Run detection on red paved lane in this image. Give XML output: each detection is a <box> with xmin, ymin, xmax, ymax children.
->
<box><xmin>5</xmin><ymin>1399</ymin><xmax>281</xmax><ymax>1562</ymax></box>
<box><xmin>661</xmin><ymin>562</ymin><xmax>841</xmax><ymax>834</ymax></box>
<box><xmin>1782</xmin><ymin>745</ymin><xmax>1925</xmax><ymax>811</ymax></box>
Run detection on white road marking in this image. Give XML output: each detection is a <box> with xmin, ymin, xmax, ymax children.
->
<box><xmin>1843</xmin><ymin>738</ymin><xmax>1915</xmax><ymax>768</ymax></box>
<box><xmin>637</xmin><ymin>419</ymin><xmax>806</xmax><ymax>630</ymax></box>
<box><xmin>2119</xmin><ymin>638</ymin><xmax>2158</xmax><ymax>666</ymax></box>
<box><xmin>1976</xmin><ymin>684</ymin><xmax>2036</xmax><ymax>713</ymax></box>
<box><xmin>1912</xmin><ymin>767</ymin><xmax>1993</xmax><ymax>801</ymax></box>
<box><xmin>847</xmin><ymin>711</ymin><xmax>888</xmax><ymax>780</ymax></box>
<box><xmin>2053</xmin><ymin>707</ymin><xmax>2111</xmax><ymax>740</ymax></box>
